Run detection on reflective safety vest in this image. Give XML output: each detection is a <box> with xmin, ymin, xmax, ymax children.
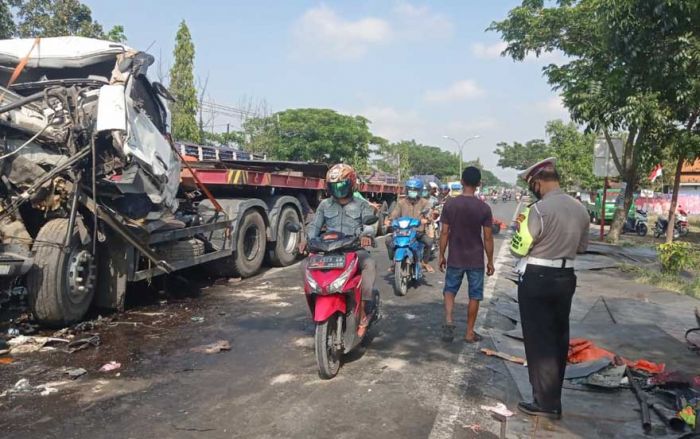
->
<box><xmin>510</xmin><ymin>206</ymin><xmax>535</xmax><ymax>257</ymax></box>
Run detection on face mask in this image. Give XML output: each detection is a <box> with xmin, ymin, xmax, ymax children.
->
<box><xmin>407</xmin><ymin>190</ymin><xmax>419</xmax><ymax>199</ymax></box>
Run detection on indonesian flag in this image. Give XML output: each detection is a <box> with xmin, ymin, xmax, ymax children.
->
<box><xmin>648</xmin><ymin>164</ymin><xmax>663</xmax><ymax>182</ymax></box>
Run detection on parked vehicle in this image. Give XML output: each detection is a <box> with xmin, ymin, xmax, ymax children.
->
<box><xmin>654</xmin><ymin>217</ymin><xmax>680</xmax><ymax>239</ymax></box>
<box><xmin>622</xmin><ymin>209</ymin><xmax>648</xmax><ymax>236</ymax></box>
<box><xmin>391</xmin><ymin>216</ymin><xmax>426</xmax><ymax>296</ymax></box>
<box><xmin>293</xmin><ymin>218</ymin><xmax>380</xmax><ymax>379</ymax></box>
<box><xmin>676</xmin><ymin>207</ymin><xmax>690</xmax><ymax>237</ymax></box>
<box><xmin>0</xmin><ymin>37</ymin><xmax>400</xmax><ymax>326</ymax></box>
<box><xmin>654</xmin><ymin>208</ymin><xmax>689</xmax><ymax>239</ymax></box>
<box><xmin>587</xmin><ymin>189</ymin><xmax>637</xmax><ymax>224</ymax></box>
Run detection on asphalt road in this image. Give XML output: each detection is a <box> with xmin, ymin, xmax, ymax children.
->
<box><xmin>2</xmin><ymin>200</ymin><xmax>520</xmax><ymax>439</ymax></box>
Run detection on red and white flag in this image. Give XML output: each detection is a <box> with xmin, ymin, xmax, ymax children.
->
<box><xmin>648</xmin><ymin>164</ymin><xmax>663</xmax><ymax>182</ymax></box>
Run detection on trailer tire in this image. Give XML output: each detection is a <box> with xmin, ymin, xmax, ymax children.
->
<box><xmin>269</xmin><ymin>206</ymin><xmax>301</xmax><ymax>267</ymax></box>
<box><xmin>233</xmin><ymin>210</ymin><xmax>266</xmax><ymax>278</ymax></box>
<box><xmin>387</xmin><ymin>201</ymin><xmax>397</xmax><ymax>232</ymax></box>
<box><xmin>27</xmin><ymin>219</ymin><xmax>96</xmax><ymax>327</ymax></box>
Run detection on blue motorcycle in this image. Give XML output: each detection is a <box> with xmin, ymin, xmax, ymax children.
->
<box><xmin>391</xmin><ymin>216</ymin><xmax>425</xmax><ymax>296</ymax></box>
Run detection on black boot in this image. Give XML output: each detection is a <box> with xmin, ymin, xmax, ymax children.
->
<box><xmin>517</xmin><ymin>401</ymin><xmax>561</xmax><ymax>420</ymax></box>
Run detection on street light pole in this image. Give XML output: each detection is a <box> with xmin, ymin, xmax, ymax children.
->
<box><xmin>442</xmin><ymin>135</ymin><xmax>481</xmax><ymax>177</ymax></box>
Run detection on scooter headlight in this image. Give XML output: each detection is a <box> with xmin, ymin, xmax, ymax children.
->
<box><xmin>398</xmin><ymin>219</ymin><xmax>410</xmax><ymax>229</ymax></box>
<box><xmin>305</xmin><ymin>270</ymin><xmax>320</xmax><ymax>293</ymax></box>
<box><xmin>328</xmin><ymin>258</ymin><xmax>357</xmax><ymax>294</ymax></box>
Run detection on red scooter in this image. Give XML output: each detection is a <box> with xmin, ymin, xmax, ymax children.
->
<box><xmin>289</xmin><ymin>217</ymin><xmax>380</xmax><ymax>379</ymax></box>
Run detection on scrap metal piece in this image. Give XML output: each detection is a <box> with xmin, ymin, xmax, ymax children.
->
<box><xmin>626</xmin><ymin>368</ymin><xmax>652</xmax><ymax>432</ymax></box>
<box><xmin>564</xmin><ymin>358</ymin><xmax>611</xmax><ymax>380</ymax></box>
<box><xmin>585</xmin><ymin>364</ymin><xmax>627</xmax><ymax>388</ymax></box>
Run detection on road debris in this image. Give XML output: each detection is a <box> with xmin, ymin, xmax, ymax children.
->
<box><xmin>0</xmin><ymin>378</ymin><xmax>65</xmax><ymax>397</ymax></box>
<box><xmin>190</xmin><ymin>316</ymin><xmax>205</xmax><ymax>323</ymax></box>
<box><xmin>0</xmin><ymin>357</ymin><xmax>15</xmax><ymax>364</ymax></box>
<box><xmin>99</xmin><ymin>361</ymin><xmax>122</xmax><ymax>372</ymax></box>
<box><xmin>480</xmin><ymin>402</ymin><xmax>514</xmax><ymax>418</ymax></box>
<box><xmin>568</xmin><ymin>338</ymin><xmax>665</xmax><ymax>374</ymax></box>
<box><xmin>7</xmin><ymin>336</ymin><xmax>70</xmax><ymax>354</ymax></box>
<box><xmin>65</xmin><ymin>367</ymin><xmax>87</xmax><ymax>379</ymax></box>
<box><xmin>67</xmin><ymin>335</ymin><xmax>101</xmax><ymax>353</ymax></box>
<box><xmin>480</xmin><ymin>348</ymin><xmax>526</xmax><ymax>365</ymax></box>
<box><xmin>190</xmin><ymin>340</ymin><xmax>231</xmax><ymax>354</ymax></box>
<box><xmin>481</xmin><ymin>402</ymin><xmax>512</xmax><ymax>439</ymax></box>
<box><xmin>564</xmin><ymin>358</ymin><xmax>611</xmax><ymax>379</ymax></box>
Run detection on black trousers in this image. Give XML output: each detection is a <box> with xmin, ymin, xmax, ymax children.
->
<box><xmin>518</xmin><ymin>265</ymin><xmax>576</xmax><ymax>412</ymax></box>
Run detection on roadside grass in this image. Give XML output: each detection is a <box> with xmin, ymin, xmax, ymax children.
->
<box><xmin>620</xmin><ymin>263</ymin><xmax>700</xmax><ymax>299</ymax></box>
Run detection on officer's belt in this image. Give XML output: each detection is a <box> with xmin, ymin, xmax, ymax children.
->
<box><xmin>527</xmin><ymin>257</ymin><xmax>574</xmax><ymax>269</ymax></box>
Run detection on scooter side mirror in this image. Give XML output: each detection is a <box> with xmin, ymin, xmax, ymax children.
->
<box><xmin>363</xmin><ymin>215</ymin><xmax>379</xmax><ymax>225</ymax></box>
<box><xmin>285</xmin><ymin>222</ymin><xmax>302</xmax><ymax>233</ymax></box>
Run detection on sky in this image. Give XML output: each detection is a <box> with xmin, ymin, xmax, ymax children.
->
<box><xmin>90</xmin><ymin>0</ymin><xmax>570</xmax><ymax>182</ymax></box>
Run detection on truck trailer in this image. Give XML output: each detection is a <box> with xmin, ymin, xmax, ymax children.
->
<box><xmin>0</xmin><ymin>37</ymin><xmax>400</xmax><ymax>326</ymax></box>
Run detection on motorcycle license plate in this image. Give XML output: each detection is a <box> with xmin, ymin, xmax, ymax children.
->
<box><xmin>308</xmin><ymin>255</ymin><xmax>345</xmax><ymax>269</ymax></box>
<box><xmin>395</xmin><ymin>230</ymin><xmax>411</xmax><ymax>237</ymax></box>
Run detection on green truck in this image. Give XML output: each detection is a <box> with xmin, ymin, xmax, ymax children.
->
<box><xmin>587</xmin><ymin>189</ymin><xmax>637</xmax><ymax>224</ymax></box>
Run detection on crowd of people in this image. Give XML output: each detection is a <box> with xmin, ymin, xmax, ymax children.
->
<box><xmin>307</xmin><ymin>158</ymin><xmax>590</xmax><ymax>420</ymax></box>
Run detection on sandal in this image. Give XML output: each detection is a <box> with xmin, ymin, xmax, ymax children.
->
<box><xmin>441</xmin><ymin>323</ymin><xmax>455</xmax><ymax>342</ymax></box>
<box><xmin>464</xmin><ymin>332</ymin><xmax>483</xmax><ymax>344</ymax></box>
<box><xmin>424</xmin><ymin>264</ymin><xmax>435</xmax><ymax>273</ymax></box>
<box><xmin>357</xmin><ymin>316</ymin><xmax>370</xmax><ymax>337</ymax></box>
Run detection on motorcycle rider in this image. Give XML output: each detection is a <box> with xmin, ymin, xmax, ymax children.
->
<box><xmin>384</xmin><ymin>178</ymin><xmax>435</xmax><ymax>273</ymax></box>
<box><xmin>306</xmin><ymin>164</ymin><xmax>377</xmax><ymax>337</ymax></box>
<box><xmin>439</xmin><ymin>184</ymin><xmax>450</xmax><ymax>203</ymax></box>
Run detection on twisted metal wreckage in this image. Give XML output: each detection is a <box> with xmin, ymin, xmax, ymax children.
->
<box><xmin>0</xmin><ymin>37</ymin><xmax>204</xmax><ymax>325</ymax></box>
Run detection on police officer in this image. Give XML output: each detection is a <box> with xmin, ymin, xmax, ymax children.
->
<box><xmin>510</xmin><ymin>158</ymin><xmax>590</xmax><ymax>420</ymax></box>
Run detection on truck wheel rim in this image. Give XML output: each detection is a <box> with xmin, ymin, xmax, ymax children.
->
<box><xmin>282</xmin><ymin>221</ymin><xmax>298</xmax><ymax>254</ymax></box>
<box><xmin>67</xmin><ymin>249</ymin><xmax>96</xmax><ymax>304</ymax></box>
<box><xmin>243</xmin><ymin>225</ymin><xmax>260</xmax><ymax>261</ymax></box>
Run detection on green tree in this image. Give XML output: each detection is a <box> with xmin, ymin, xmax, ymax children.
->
<box><xmin>10</xmin><ymin>0</ymin><xmax>126</xmax><ymax>41</ymax></box>
<box><xmin>0</xmin><ymin>1</ymin><xmax>15</xmax><ymax>38</ymax></box>
<box><xmin>546</xmin><ymin>120</ymin><xmax>599</xmax><ymax>190</ymax></box>
<box><xmin>464</xmin><ymin>159</ymin><xmax>508</xmax><ymax>187</ymax></box>
<box><xmin>243</xmin><ymin>109</ymin><xmax>376</xmax><ymax>165</ymax></box>
<box><xmin>202</xmin><ymin>130</ymin><xmax>245</xmax><ymax>148</ymax></box>
<box><xmin>375</xmin><ymin>140</ymin><xmax>411</xmax><ymax>181</ymax></box>
<box><xmin>489</xmin><ymin>0</ymin><xmax>698</xmax><ymax>241</ymax></box>
<box><xmin>494</xmin><ymin>139</ymin><xmax>550</xmax><ymax>171</ymax></box>
<box><xmin>374</xmin><ymin>140</ymin><xmax>506</xmax><ymax>184</ymax></box>
<box><xmin>495</xmin><ymin>120</ymin><xmax>600</xmax><ymax>190</ymax></box>
<box><xmin>169</xmin><ymin>21</ymin><xmax>200</xmax><ymax>143</ymax></box>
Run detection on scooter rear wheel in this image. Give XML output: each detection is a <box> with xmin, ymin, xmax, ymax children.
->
<box><xmin>315</xmin><ymin>314</ymin><xmax>341</xmax><ymax>379</ymax></box>
<box><xmin>393</xmin><ymin>260</ymin><xmax>408</xmax><ymax>296</ymax></box>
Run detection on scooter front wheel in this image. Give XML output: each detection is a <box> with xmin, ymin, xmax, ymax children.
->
<box><xmin>636</xmin><ymin>223</ymin><xmax>648</xmax><ymax>237</ymax></box>
<box><xmin>393</xmin><ymin>260</ymin><xmax>408</xmax><ymax>296</ymax></box>
<box><xmin>315</xmin><ymin>314</ymin><xmax>341</xmax><ymax>379</ymax></box>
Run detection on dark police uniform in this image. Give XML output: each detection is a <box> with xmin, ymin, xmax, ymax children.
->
<box><xmin>513</xmin><ymin>159</ymin><xmax>590</xmax><ymax>414</ymax></box>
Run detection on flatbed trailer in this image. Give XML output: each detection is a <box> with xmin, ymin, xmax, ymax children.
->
<box><xmin>77</xmin><ymin>145</ymin><xmax>401</xmax><ymax>324</ymax></box>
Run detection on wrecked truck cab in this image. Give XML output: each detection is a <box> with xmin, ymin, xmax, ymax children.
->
<box><xmin>0</xmin><ymin>36</ymin><xmax>183</xmax><ymax>326</ymax></box>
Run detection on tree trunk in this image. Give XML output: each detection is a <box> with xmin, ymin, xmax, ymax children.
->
<box><xmin>607</xmin><ymin>180</ymin><xmax>635</xmax><ymax>242</ymax></box>
<box><xmin>665</xmin><ymin>157</ymin><xmax>684</xmax><ymax>243</ymax></box>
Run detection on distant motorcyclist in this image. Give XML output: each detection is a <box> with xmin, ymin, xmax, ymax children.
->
<box><xmin>439</xmin><ymin>184</ymin><xmax>450</xmax><ymax>203</ymax></box>
<box><xmin>428</xmin><ymin>182</ymin><xmax>440</xmax><ymax>208</ymax></box>
<box><xmin>384</xmin><ymin>178</ymin><xmax>435</xmax><ymax>273</ymax></box>
<box><xmin>307</xmin><ymin>164</ymin><xmax>377</xmax><ymax>336</ymax></box>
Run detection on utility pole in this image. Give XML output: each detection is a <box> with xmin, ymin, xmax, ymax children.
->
<box><xmin>442</xmin><ymin>135</ymin><xmax>481</xmax><ymax>177</ymax></box>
